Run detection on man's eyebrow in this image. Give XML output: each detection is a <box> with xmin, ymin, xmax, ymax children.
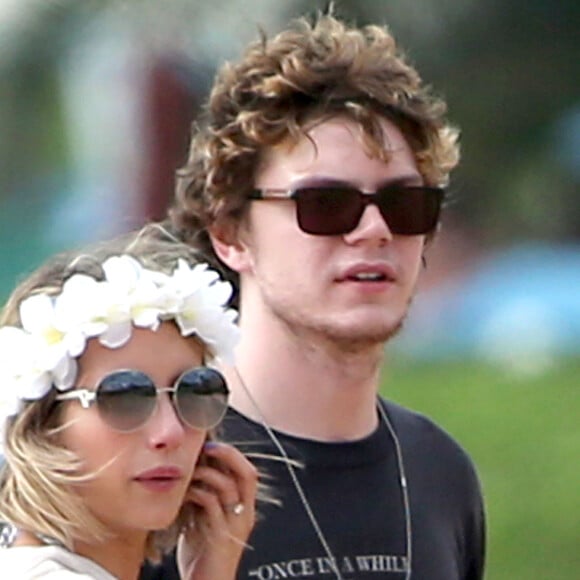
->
<box><xmin>376</xmin><ymin>175</ymin><xmax>425</xmax><ymax>188</ymax></box>
<box><xmin>288</xmin><ymin>176</ymin><xmax>351</xmax><ymax>189</ymax></box>
<box><xmin>285</xmin><ymin>174</ymin><xmax>424</xmax><ymax>190</ymax></box>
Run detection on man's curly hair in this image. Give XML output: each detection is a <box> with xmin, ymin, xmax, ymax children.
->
<box><xmin>169</xmin><ymin>12</ymin><xmax>460</xmax><ymax>300</ymax></box>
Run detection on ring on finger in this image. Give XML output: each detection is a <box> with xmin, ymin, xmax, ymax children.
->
<box><xmin>226</xmin><ymin>502</ymin><xmax>245</xmax><ymax>516</ymax></box>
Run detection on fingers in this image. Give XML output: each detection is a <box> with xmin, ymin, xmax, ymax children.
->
<box><xmin>177</xmin><ymin>442</ymin><xmax>258</xmax><ymax>578</ymax></box>
<box><xmin>186</xmin><ymin>485</ymin><xmax>234</xmax><ymax>525</ymax></box>
<box><xmin>191</xmin><ymin>464</ymin><xmax>240</xmax><ymax>508</ymax></box>
<box><xmin>195</xmin><ymin>441</ymin><xmax>259</xmax><ymax>512</ymax></box>
<box><xmin>184</xmin><ymin>441</ymin><xmax>258</xmax><ymax>536</ymax></box>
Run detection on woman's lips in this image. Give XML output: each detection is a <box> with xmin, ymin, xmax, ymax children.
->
<box><xmin>133</xmin><ymin>466</ymin><xmax>184</xmax><ymax>492</ymax></box>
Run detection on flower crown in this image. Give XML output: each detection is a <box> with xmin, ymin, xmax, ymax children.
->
<box><xmin>0</xmin><ymin>255</ymin><xmax>239</xmax><ymax>447</ymax></box>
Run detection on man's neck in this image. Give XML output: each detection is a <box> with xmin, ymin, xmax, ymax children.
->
<box><xmin>226</xmin><ymin>329</ymin><xmax>386</xmax><ymax>442</ymax></box>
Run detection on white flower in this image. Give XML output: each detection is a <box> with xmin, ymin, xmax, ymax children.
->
<box><xmin>19</xmin><ymin>294</ymin><xmax>57</xmax><ymax>337</ymax></box>
<box><xmin>54</xmin><ymin>275</ymin><xmax>107</xmax><ymax>355</ymax></box>
<box><xmin>0</xmin><ymin>255</ymin><xmax>240</xmax><ymax>446</ymax></box>
<box><xmin>127</xmin><ymin>271</ymin><xmax>169</xmax><ymax>331</ymax></box>
<box><xmin>166</xmin><ymin>259</ymin><xmax>239</xmax><ymax>361</ymax></box>
<box><xmin>0</xmin><ymin>327</ymin><xmax>53</xmax><ymax>401</ymax></box>
<box><xmin>197</xmin><ymin>307</ymin><xmax>240</xmax><ymax>364</ymax></box>
<box><xmin>89</xmin><ymin>255</ymin><xmax>141</xmax><ymax>347</ymax></box>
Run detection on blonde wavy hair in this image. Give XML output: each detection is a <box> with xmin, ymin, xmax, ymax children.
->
<box><xmin>0</xmin><ymin>224</ymin><xmax>215</xmax><ymax>562</ymax></box>
<box><xmin>170</xmin><ymin>11</ymin><xmax>460</xmax><ymax>297</ymax></box>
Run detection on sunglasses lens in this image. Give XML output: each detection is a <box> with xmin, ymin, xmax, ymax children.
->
<box><xmin>175</xmin><ymin>368</ymin><xmax>229</xmax><ymax>430</ymax></box>
<box><xmin>96</xmin><ymin>370</ymin><xmax>156</xmax><ymax>432</ymax></box>
<box><xmin>295</xmin><ymin>186</ymin><xmax>442</xmax><ymax>236</ymax></box>
<box><xmin>296</xmin><ymin>187</ymin><xmax>361</xmax><ymax>235</ymax></box>
<box><xmin>377</xmin><ymin>187</ymin><xmax>441</xmax><ymax>235</ymax></box>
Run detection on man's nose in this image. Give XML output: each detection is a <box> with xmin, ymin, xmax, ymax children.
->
<box><xmin>343</xmin><ymin>203</ymin><xmax>393</xmax><ymax>245</ymax></box>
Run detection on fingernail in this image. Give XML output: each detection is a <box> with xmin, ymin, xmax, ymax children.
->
<box><xmin>203</xmin><ymin>441</ymin><xmax>220</xmax><ymax>450</ymax></box>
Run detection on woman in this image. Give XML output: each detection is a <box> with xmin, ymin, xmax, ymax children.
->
<box><xmin>0</xmin><ymin>225</ymin><xmax>258</xmax><ymax>579</ymax></box>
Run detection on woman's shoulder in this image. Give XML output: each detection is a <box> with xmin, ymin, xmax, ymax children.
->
<box><xmin>0</xmin><ymin>544</ymin><xmax>117</xmax><ymax>579</ymax></box>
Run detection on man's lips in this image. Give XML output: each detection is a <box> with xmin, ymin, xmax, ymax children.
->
<box><xmin>336</xmin><ymin>262</ymin><xmax>397</xmax><ymax>283</ymax></box>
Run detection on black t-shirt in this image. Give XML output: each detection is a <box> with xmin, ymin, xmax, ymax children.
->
<box><xmin>141</xmin><ymin>399</ymin><xmax>485</xmax><ymax>579</ymax></box>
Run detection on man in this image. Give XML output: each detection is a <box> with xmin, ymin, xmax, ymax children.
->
<box><xmin>146</xmin><ymin>10</ymin><xmax>485</xmax><ymax>580</ymax></box>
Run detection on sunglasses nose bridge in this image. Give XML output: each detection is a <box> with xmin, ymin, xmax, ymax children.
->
<box><xmin>344</xmin><ymin>190</ymin><xmax>374</xmax><ymax>230</ymax></box>
<box><xmin>148</xmin><ymin>388</ymin><xmax>185</xmax><ymax>429</ymax></box>
<box><xmin>350</xmin><ymin>191</ymin><xmax>393</xmax><ymax>235</ymax></box>
<box><xmin>359</xmin><ymin>190</ymin><xmax>378</xmax><ymax>209</ymax></box>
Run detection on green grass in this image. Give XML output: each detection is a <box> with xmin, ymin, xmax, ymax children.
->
<box><xmin>381</xmin><ymin>356</ymin><xmax>580</xmax><ymax>580</ymax></box>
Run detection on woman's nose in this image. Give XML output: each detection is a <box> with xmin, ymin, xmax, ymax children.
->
<box><xmin>146</xmin><ymin>394</ymin><xmax>186</xmax><ymax>450</ymax></box>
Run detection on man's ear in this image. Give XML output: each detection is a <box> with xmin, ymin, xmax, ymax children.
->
<box><xmin>209</xmin><ymin>220</ymin><xmax>252</xmax><ymax>274</ymax></box>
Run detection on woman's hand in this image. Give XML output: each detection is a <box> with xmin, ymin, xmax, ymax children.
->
<box><xmin>177</xmin><ymin>441</ymin><xmax>258</xmax><ymax>580</ymax></box>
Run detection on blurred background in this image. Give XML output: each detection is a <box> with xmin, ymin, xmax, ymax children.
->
<box><xmin>0</xmin><ymin>0</ymin><xmax>578</xmax><ymax>577</ymax></box>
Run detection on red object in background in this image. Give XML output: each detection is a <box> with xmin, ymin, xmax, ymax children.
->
<box><xmin>141</xmin><ymin>57</ymin><xmax>202</xmax><ymax>222</ymax></box>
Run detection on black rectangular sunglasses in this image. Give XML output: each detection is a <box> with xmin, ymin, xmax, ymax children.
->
<box><xmin>248</xmin><ymin>185</ymin><xmax>444</xmax><ymax>236</ymax></box>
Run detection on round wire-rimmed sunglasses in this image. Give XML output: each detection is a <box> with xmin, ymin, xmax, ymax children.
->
<box><xmin>56</xmin><ymin>367</ymin><xmax>229</xmax><ymax>432</ymax></box>
<box><xmin>248</xmin><ymin>184</ymin><xmax>444</xmax><ymax>236</ymax></box>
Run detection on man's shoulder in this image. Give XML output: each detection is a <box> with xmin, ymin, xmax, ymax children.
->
<box><xmin>219</xmin><ymin>406</ymin><xmax>264</xmax><ymax>440</ymax></box>
<box><xmin>380</xmin><ymin>398</ymin><xmax>481</xmax><ymax>481</ymax></box>
<box><xmin>380</xmin><ymin>397</ymin><xmax>461</xmax><ymax>443</ymax></box>
<box><xmin>222</xmin><ymin>400</ymin><xmax>476</xmax><ymax>468</ymax></box>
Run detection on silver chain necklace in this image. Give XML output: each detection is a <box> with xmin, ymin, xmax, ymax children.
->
<box><xmin>233</xmin><ymin>366</ymin><xmax>413</xmax><ymax>580</ymax></box>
